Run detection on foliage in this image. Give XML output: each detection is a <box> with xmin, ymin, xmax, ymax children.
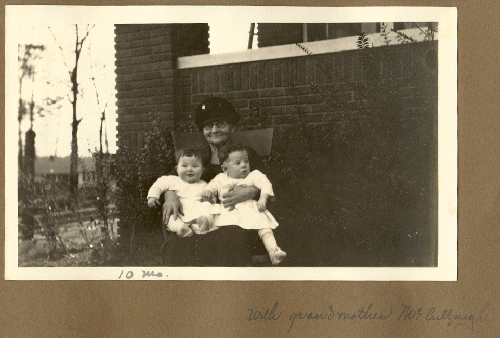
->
<box><xmin>174</xmin><ymin>113</ymin><xmax>198</xmax><ymax>132</ymax></box>
<box><xmin>380</xmin><ymin>22</ymin><xmax>438</xmax><ymax>46</ymax></box>
<box><xmin>295</xmin><ymin>43</ymin><xmax>313</xmax><ymax>56</ymax></box>
<box><xmin>114</xmin><ymin>120</ymin><xmax>176</xmax><ymax>257</ymax></box>
<box><xmin>18</xmin><ymin>43</ymin><xmax>47</xmax><ymax>177</ymax></box>
<box><xmin>79</xmin><ymin>151</ymin><xmax>118</xmax><ymax>258</ymax></box>
<box><xmin>18</xmin><ymin>170</ymin><xmax>72</xmax><ymax>260</ymax></box>
<box><xmin>19</xmin><ymin>118</ymin><xmax>176</xmax><ymax>265</ymax></box>
<box><xmin>380</xmin><ymin>23</ymin><xmax>392</xmax><ymax>46</ymax></box>
<box><xmin>18</xmin><ymin>44</ymin><xmax>46</xmax><ymax>126</ymax></box>
<box><xmin>356</xmin><ymin>33</ymin><xmax>370</xmax><ymax>49</ymax></box>
<box><xmin>18</xmin><ymin>151</ymin><xmax>119</xmax><ymax>263</ymax></box>
<box><xmin>255</xmin><ymin>39</ymin><xmax>437</xmax><ymax>266</ymax></box>
<box><xmin>416</xmin><ymin>22</ymin><xmax>438</xmax><ymax>41</ymax></box>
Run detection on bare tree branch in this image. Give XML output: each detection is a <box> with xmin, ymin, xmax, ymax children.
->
<box><xmin>75</xmin><ymin>24</ymin><xmax>79</xmax><ymax>51</ymax></box>
<box><xmin>79</xmin><ymin>24</ymin><xmax>95</xmax><ymax>48</ymax></box>
<box><xmin>412</xmin><ymin>22</ymin><xmax>432</xmax><ymax>41</ymax></box>
<box><xmin>91</xmin><ymin>77</ymin><xmax>101</xmax><ymax>107</ymax></box>
<box><xmin>47</xmin><ymin>26</ymin><xmax>71</xmax><ymax>75</ymax></box>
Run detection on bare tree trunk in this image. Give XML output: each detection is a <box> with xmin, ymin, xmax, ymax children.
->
<box><xmin>99</xmin><ymin>113</ymin><xmax>104</xmax><ymax>154</ymax></box>
<box><xmin>48</xmin><ymin>25</ymin><xmax>93</xmax><ymax>199</ymax></box>
<box><xmin>24</xmin><ymin>129</ymin><xmax>36</xmax><ymax>182</ymax></box>
<box><xmin>69</xmin><ymin>90</ymin><xmax>80</xmax><ymax>198</ymax></box>
<box><xmin>18</xmin><ymin>97</ymin><xmax>24</xmax><ymax>173</ymax></box>
<box><xmin>69</xmin><ymin>31</ymin><xmax>83</xmax><ymax>199</ymax></box>
<box><xmin>24</xmin><ymin>90</ymin><xmax>37</xmax><ymax>182</ymax></box>
<box><xmin>69</xmin><ymin>74</ymin><xmax>79</xmax><ymax>198</ymax></box>
<box><xmin>70</xmin><ymin>125</ymin><xmax>79</xmax><ymax>198</ymax></box>
<box><xmin>18</xmin><ymin>126</ymin><xmax>23</xmax><ymax>173</ymax></box>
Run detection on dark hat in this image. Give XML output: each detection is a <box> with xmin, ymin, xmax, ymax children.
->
<box><xmin>195</xmin><ymin>97</ymin><xmax>240</xmax><ymax>127</ymax></box>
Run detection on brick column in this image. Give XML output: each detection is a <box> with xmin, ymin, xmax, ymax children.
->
<box><xmin>114</xmin><ymin>24</ymin><xmax>209</xmax><ymax>150</ymax></box>
<box><xmin>114</xmin><ymin>24</ymin><xmax>209</xmax><ymax>248</ymax></box>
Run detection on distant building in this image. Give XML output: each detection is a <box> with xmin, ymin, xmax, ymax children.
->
<box><xmin>34</xmin><ymin>156</ymin><xmax>96</xmax><ymax>187</ymax></box>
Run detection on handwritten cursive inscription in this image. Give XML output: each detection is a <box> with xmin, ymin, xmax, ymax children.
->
<box><xmin>248</xmin><ymin>302</ymin><xmax>281</xmax><ymax>321</ymax></box>
<box><xmin>398</xmin><ymin>303</ymin><xmax>490</xmax><ymax>331</ymax></box>
<box><xmin>248</xmin><ymin>302</ymin><xmax>391</xmax><ymax>332</ymax></box>
<box><xmin>426</xmin><ymin>304</ymin><xmax>489</xmax><ymax>331</ymax></box>
<box><xmin>247</xmin><ymin>302</ymin><xmax>490</xmax><ymax>333</ymax></box>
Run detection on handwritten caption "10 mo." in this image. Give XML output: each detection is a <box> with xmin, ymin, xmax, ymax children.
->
<box><xmin>118</xmin><ymin>270</ymin><xmax>167</xmax><ymax>279</ymax></box>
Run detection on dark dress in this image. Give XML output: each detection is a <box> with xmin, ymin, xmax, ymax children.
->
<box><xmin>166</xmin><ymin>147</ymin><xmax>266</xmax><ymax>267</ymax></box>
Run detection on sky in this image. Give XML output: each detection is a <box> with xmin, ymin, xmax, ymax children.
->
<box><xmin>16</xmin><ymin>23</ymin><xmax>118</xmax><ymax>157</ymax></box>
<box><xmin>14</xmin><ymin>21</ymin><xmax>253</xmax><ymax>158</ymax></box>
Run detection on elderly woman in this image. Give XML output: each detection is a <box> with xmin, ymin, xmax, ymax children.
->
<box><xmin>163</xmin><ymin>97</ymin><xmax>265</xmax><ymax>266</ymax></box>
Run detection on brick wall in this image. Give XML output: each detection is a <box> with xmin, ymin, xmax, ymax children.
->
<box><xmin>177</xmin><ymin>41</ymin><xmax>438</xmax><ymax>137</ymax></box>
<box><xmin>114</xmin><ymin>24</ymin><xmax>209</xmax><ymax>150</ymax></box>
<box><xmin>114</xmin><ymin>24</ymin><xmax>437</xmax><ymax>151</ymax></box>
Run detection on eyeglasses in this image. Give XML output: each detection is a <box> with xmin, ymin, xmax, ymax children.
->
<box><xmin>203</xmin><ymin>120</ymin><xmax>229</xmax><ymax>131</ymax></box>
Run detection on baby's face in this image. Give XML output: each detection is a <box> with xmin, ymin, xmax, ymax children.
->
<box><xmin>222</xmin><ymin>150</ymin><xmax>250</xmax><ymax>179</ymax></box>
<box><xmin>176</xmin><ymin>156</ymin><xmax>204</xmax><ymax>183</ymax></box>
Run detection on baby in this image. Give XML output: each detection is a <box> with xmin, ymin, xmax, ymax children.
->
<box><xmin>202</xmin><ymin>144</ymin><xmax>286</xmax><ymax>265</ymax></box>
<box><xmin>147</xmin><ymin>148</ymin><xmax>215</xmax><ymax>237</ymax></box>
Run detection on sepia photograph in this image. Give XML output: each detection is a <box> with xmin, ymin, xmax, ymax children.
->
<box><xmin>5</xmin><ymin>6</ymin><xmax>457</xmax><ymax>280</ymax></box>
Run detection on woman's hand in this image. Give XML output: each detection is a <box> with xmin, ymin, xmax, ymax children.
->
<box><xmin>221</xmin><ymin>185</ymin><xmax>259</xmax><ymax>209</ymax></box>
<box><xmin>163</xmin><ymin>190</ymin><xmax>183</xmax><ymax>225</ymax></box>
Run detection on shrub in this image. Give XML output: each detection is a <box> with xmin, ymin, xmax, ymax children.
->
<box><xmin>114</xmin><ymin>121</ymin><xmax>176</xmax><ymax>256</ymax></box>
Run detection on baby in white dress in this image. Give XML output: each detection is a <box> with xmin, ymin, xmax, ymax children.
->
<box><xmin>147</xmin><ymin>148</ymin><xmax>215</xmax><ymax>237</ymax></box>
<box><xmin>202</xmin><ymin>144</ymin><xmax>286</xmax><ymax>265</ymax></box>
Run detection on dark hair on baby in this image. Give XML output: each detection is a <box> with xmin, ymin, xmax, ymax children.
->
<box><xmin>176</xmin><ymin>148</ymin><xmax>210</xmax><ymax>167</ymax></box>
<box><xmin>218</xmin><ymin>144</ymin><xmax>248</xmax><ymax>165</ymax></box>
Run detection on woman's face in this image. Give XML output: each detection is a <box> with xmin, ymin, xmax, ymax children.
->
<box><xmin>202</xmin><ymin>120</ymin><xmax>234</xmax><ymax>146</ymax></box>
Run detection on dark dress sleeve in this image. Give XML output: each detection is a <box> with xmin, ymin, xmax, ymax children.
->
<box><xmin>201</xmin><ymin>163</ymin><xmax>222</xmax><ymax>183</ymax></box>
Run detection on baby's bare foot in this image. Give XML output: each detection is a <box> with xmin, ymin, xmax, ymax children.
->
<box><xmin>191</xmin><ymin>223</ymin><xmax>201</xmax><ymax>235</ymax></box>
<box><xmin>177</xmin><ymin>225</ymin><xmax>193</xmax><ymax>238</ymax></box>
<box><xmin>196</xmin><ymin>216</ymin><xmax>210</xmax><ymax>234</ymax></box>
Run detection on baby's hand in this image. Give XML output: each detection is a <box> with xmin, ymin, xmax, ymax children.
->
<box><xmin>147</xmin><ymin>197</ymin><xmax>161</xmax><ymax>209</ymax></box>
<box><xmin>202</xmin><ymin>190</ymin><xmax>215</xmax><ymax>203</ymax></box>
<box><xmin>257</xmin><ymin>198</ymin><xmax>267</xmax><ymax>212</ymax></box>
